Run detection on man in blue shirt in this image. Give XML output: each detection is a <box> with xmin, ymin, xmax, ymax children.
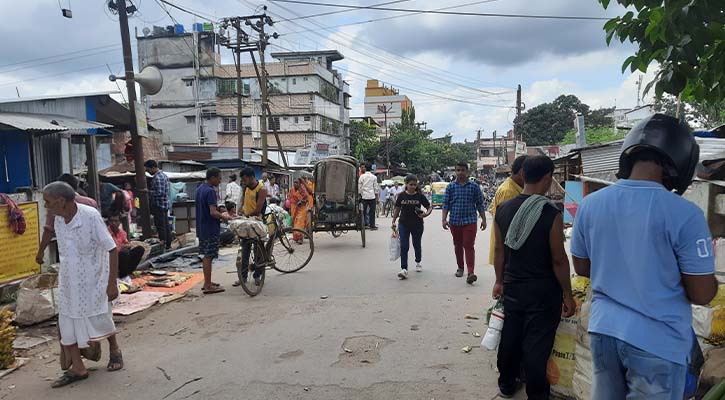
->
<box><xmin>144</xmin><ymin>159</ymin><xmax>172</xmax><ymax>249</ymax></box>
<box><xmin>571</xmin><ymin>114</ymin><xmax>717</xmax><ymax>399</ymax></box>
<box><xmin>195</xmin><ymin>167</ymin><xmax>231</xmax><ymax>294</ymax></box>
<box><xmin>442</xmin><ymin>162</ymin><xmax>486</xmax><ymax>284</ymax></box>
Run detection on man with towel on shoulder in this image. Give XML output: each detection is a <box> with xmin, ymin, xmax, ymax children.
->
<box><xmin>491</xmin><ymin>155</ymin><xmax>575</xmax><ymax>400</ymax></box>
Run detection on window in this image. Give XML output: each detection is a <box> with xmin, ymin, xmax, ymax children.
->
<box><xmin>222</xmin><ymin>117</ymin><xmax>237</xmax><ymax>132</ymax></box>
<box><xmin>304</xmin><ymin>116</ymin><xmax>310</xmax><ymax>122</ymax></box>
<box><xmin>481</xmin><ymin>149</ymin><xmax>491</xmax><ymax>157</ymax></box>
<box><xmin>185</xmin><ymin>116</ymin><xmax>196</xmax><ymax>124</ymax></box>
<box><xmin>282</xmin><ymin>117</ymin><xmax>288</xmax><ymax>121</ymax></box>
<box><xmin>303</xmin><ymin>77</ymin><xmax>309</xmax><ymax>81</ymax></box>
<box><xmin>217</xmin><ymin>79</ymin><xmax>236</xmax><ymax>96</ymax></box>
<box><xmin>294</xmin><ymin>116</ymin><xmax>299</xmax><ymax>124</ymax></box>
<box><xmin>292</xmin><ymin>78</ymin><xmax>297</xmax><ymax>85</ymax></box>
<box><xmin>184</xmin><ymin>80</ymin><xmax>193</xmax><ymax>87</ymax></box>
<box><xmin>268</xmin><ymin>117</ymin><xmax>281</xmax><ymax>131</ymax></box>
<box><xmin>244</xmin><ymin>126</ymin><xmax>252</xmax><ymax>133</ymax></box>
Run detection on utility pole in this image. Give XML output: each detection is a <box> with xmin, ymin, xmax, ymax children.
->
<box><xmin>493</xmin><ymin>130</ymin><xmax>498</xmax><ymax>168</ymax></box>
<box><xmin>636</xmin><ymin>74</ymin><xmax>643</xmax><ymax>107</ymax></box>
<box><xmin>515</xmin><ymin>84</ymin><xmax>523</xmax><ymax>142</ymax></box>
<box><xmin>377</xmin><ymin>104</ymin><xmax>392</xmax><ymax>176</ymax></box>
<box><xmin>220</xmin><ymin>10</ymin><xmax>283</xmax><ymax>167</ymax></box>
<box><xmin>116</xmin><ymin>0</ymin><xmax>152</xmax><ymax>238</ymax></box>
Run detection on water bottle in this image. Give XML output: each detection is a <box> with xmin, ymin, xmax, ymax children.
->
<box><xmin>482</xmin><ymin>307</ymin><xmax>504</xmax><ymax>350</ymax></box>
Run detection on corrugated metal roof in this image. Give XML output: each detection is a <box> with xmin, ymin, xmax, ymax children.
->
<box><xmin>580</xmin><ymin>141</ymin><xmax>623</xmax><ymax>175</ymax></box>
<box><xmin>0</xmin><ymin>112</ymin><xmax>112</xmax><ymax>131</ymax></box>
<box><xmin>696</xmin><ymin>137</ymin><xmax>725</xmax><ymax>162</ymax></box>
<box><xmin>0</xmin><ymin>91</ymin><xmax>118</xmax><ymax>104</ymax></box>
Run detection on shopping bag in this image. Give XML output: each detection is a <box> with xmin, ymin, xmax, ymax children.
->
<box><xmin>389</xmin><ymin>229</ymin><xmax>400</xmax><ymax>261</ymax></box>
<box><xmin>15</xmin><ymin>273</ymin><xmax>58</xmax><ymax>326</ymax></box>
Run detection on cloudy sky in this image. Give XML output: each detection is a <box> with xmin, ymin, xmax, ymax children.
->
<box><xmin>0</xmin><ymin>0</ymin><xmax>653</xmax><ymax>141</ymax></box>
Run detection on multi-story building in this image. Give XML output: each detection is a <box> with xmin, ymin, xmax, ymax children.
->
<box><xmin>363</xmin><ymin>79</ymin><xmax>413</xmax><ymax>135</ymax></box>
<box><xmin>137</xmin><ymin>26</ymin><xmax>351</xmax><ymax>155</ymax></box>
<box><xmin>475</xmin><ymin>129</ymin><xmax>527</xmax><ymax>174</ymax></box>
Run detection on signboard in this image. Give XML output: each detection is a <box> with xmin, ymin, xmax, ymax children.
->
<box><xmin>0</xmin><ymin>202</ymin><xmax>40</xmax><ymax>284</ymax></box>
<box><xmin>134</xmin><ymin>101</ymin><xmax>149</xmax><ymax>138</ymax></box>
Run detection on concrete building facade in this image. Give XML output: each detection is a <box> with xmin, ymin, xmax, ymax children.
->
<box><xmin>363</xmin><ymin>80</ymin><xmax>413</xmax><ymax>135</ymax></box>
<box><xmin>137</xmin><ymin>27</ymin><xmax>351</xmax><ymax>155</ymax></box>
<box><xmin>475</xmin><ymin>130</ymin><xmax>527</xmax><ymax>174</ymax></box>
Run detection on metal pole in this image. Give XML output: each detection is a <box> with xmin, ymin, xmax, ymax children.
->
<box><xmin>117</xmin><ymin>0</ymin><xmax>152</xmax><ymax>238</ymax></box>
<box><xmin>384</xmin><ymin>106</ymin><xmax>390</xmax><ymax>177</ymax></box>
<box><xmin>235</xmin><ymin>22</ymin><xmax>244</xmax><ymax>160</ymax></box>
<box><xmin>258</xmin><ymin>39</ymin><xmax>269</xmax><ymax>166</ymax></box>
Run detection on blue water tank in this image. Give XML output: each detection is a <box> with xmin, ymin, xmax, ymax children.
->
<box><xmin>193</xmin><ymin>23</ymin><xmax>203</xmax><ymax>32</ymax></box>
<box><xmin>174</xmin><ymin>24</ymin><xmax>184</xmax><ymax>34</ymax></box>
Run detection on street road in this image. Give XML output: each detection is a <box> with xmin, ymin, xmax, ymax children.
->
<box><xmin>4</xmin><ymin>210</ymin><xmax>525</xmax><ymax>399</ymax></box>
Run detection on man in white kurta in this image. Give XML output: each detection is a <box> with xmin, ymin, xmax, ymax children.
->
<box><xmin>42</xmin><ymin>182</ymin><xmax>123</xmax><ymax>388</ymax></box>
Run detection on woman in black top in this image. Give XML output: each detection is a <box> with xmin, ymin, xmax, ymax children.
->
<box><xmin>391</xmin><ymin>175</ymin><xmax>433</xmax><ymax>279</ymax></box>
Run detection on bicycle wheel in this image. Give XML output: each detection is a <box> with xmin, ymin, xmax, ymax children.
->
<box><xmin>271</xmin><ymin>228</ymin><xmax>314</xmax><ymax>273</ymax></box>
<box><xmin>237</xmin><ymin>240</ymin><xmax>266</xmax><ymax>297</ymax></box>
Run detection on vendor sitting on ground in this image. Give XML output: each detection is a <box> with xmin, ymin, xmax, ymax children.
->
<box><xmin>223</xmin><ymin>201</ymin><xmax>238</xmax><ymax>219</ymax></box>
<box><xmin>106</xmin><ymin>214</ymin><xmax>145</xmax><ymax>280</ymax></box>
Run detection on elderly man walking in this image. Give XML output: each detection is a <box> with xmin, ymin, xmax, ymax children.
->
<box><xmin>42</xmin><ymin>182</ymin><xmax>123</xmax><ymax>388</ymax></box>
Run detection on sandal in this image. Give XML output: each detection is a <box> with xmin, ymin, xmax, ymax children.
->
<box><xmin>51</xmin><ymin>370</ymin><xmax>89</xmax><ymax>388</ymax></box>
<box><xmin>107</xmin><ymin>351</ymin><xmax>124</xmax><ymax>372</ymax></box>
<box><xmin>202</xmin><ymin>286</ymin><xmax>225</xmax><ymax>294</ymax></box>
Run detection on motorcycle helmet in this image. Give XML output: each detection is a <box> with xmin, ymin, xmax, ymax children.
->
<box><xmin>617</xmin><ymin>113</ymin><xmax>699</xmax><ymax>195</ymax></box>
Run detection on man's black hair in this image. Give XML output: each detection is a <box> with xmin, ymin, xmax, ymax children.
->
<box><xmin>455</xmin><ymin>162</ymin><xmax>469</xmax><ymax>170</ymax></box>
<box><xmin>229</xmin><ymin>174</ymin><xmax>237</xmax><ymax>181</ymax></box>
<box><xmin>240</xmin><ymin>167</ymin><xmax>255</xmax><ymax>178</ymax></box>
<box><xmin>364</xmin><ymin>163</ymin><xmax>372</xmax><ymax>172</ymax></box>
<box><xmin>206</xmin><ymin>167</ymin><xmax>222</xmax><ymax>180</ymax></box>
<box><xmin>512</xmin><ymin>155</ymin><xmax>528</xmax><ymax>175</ymax></box>
<box><xmin>523</xmin><ymin>156</ymin><xmax>555</xmax><ymax>184</ymax></box>
<box><xmin>56</xmin><ymin>173</ymin><xmax>79</xmax><ymax>190</ymax></box>
<box><xmin>143</xmin><ymin>159</ymin><xmax>158</xmax><ymax>169</ymax></box>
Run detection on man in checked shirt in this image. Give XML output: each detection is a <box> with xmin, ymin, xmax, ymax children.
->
<box><xmin>442</xmin><ymin>162</ymin><xmax>487</xmax><ymax>284</ymax></box>
<box><xmin>144</xmin><ymin>159</ymin><xmax>172</xmax><ymax>250</ymax></box>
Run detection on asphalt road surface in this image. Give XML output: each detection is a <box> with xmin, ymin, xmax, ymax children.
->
<box><xmin>4</xmin><ymin>210</ymin><xmax>527</xmax><ymax>400</ymax></box>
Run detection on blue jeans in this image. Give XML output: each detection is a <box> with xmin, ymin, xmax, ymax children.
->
<box><xmin>591</xmin><ymin>333</ymin><xmax>686</xmax><ymax>400</ymax></box>
<box><xmin>398</xmin><ymin>222</ymin><xmax>423</xmax><ymax>269</ymax></box>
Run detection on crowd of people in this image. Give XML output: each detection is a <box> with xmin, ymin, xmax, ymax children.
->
<box><xmin>379</xmin><ymin>114</ymin><xmax>717</xmax><ymax>399</ymax></box>
<box><xmin>33</xmin><ymin>113</ymin><xmax>718</xmax><ymax>398</ymax></box>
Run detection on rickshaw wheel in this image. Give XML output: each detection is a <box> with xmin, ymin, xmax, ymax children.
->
<box><xmin>330</xmin><ymin>229</ymin><xmax>342</xmax><ymax>238</ymax></box>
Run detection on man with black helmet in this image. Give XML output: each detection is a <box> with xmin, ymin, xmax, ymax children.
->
<box><xmin>570</xmin><ymin>113</ymin><xmax>716</xmax><ymax>399</ymax></box>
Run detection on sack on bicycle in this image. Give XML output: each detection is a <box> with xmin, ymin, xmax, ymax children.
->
<box><xmin>229</xmin><ymin>217</ymin><xmax>268</xmax><ymax>239</ymax></box>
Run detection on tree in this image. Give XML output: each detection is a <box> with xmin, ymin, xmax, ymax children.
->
<box><xmin>349</xmin><ymin>119</ymin><xmax>379</xmax><ymax>161</ymax></box>
<box><xmin>654</xmin><ymin>95</ymin><xmax>725</xmax><ymax>128</ymax></box>
<box><xmin>514</xmin><ymin>95</ymin><xmax>616</xmax><ymax>145</ymax></box>
<box><xmin>599</xmin><ymin>0</ymin><xmax>725</xmax><ymax>103</ymax></box>
<box><xmin>560</xmin><ymin>127</ymin><xmax>626</xmax><ymax>146</ymax></box>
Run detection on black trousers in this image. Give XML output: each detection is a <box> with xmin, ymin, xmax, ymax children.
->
<box><xmin>497</xmin><ymin>279</ymin><xmax>562</xmax><ymax>400</ymax></box>
<box><xmin>151</xmin><ymin>204</ymin><xmax>171</xmax><ymax>249</ymax></box>
<box><xmin>362</xmin><ymin>199</ymin><xmax>376</xmax><ymax>228</ymax></box>
<box><xmin>119</xmin><ymin>246</ymin><xmax>145</xmax><ymax>278</ymax></box>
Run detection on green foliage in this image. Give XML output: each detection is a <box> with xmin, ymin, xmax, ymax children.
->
<box><xmin>514</xmin><ymin>95</ymin><xmax>614</xmax><ymax>145</ymax></box>
<box><xmin>599</xmin><ymin>0</ymin><xmax>725</xmax><ymax>103</ymax></box>
<box><xmin>560</xmin><ymin>127</ymin><xmax>626</xmax><ymax>146</ymax></box>
<box><xmin>654</xmin><ymin>95</ymin><xmax>725</xmax><ymax>128</ymax></box>
<box><xmin>349</xmin><ymin>119</ymin><xmax>379</xmax><ymax>161</ymax></box>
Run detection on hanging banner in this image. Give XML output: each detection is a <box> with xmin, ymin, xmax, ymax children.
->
<box><xmin>0</xmin><ymin>202</ymin><xmax>40</xmax><ymax>284</ymax></box>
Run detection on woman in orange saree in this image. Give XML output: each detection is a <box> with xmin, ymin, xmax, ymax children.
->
<box><xmin>288</xmin><ymin>179</ymin><xmax>309</xmax><ymax>243</ymax></box>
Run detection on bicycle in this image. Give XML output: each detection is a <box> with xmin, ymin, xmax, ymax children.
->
<box><xmin>235</xmin><ymin>212</ymin><xmax>314</xmax><ymax>297</ymax></box>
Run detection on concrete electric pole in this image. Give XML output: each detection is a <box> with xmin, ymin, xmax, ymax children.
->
<box><xmin>116</xmin><ymin>0</ymin><xmax>152</xmax><ymax>239</ymax></box>
<box><xmin>515</xmin><ymin>84</ymin><xmax>524</xmax><ymax>142</ymax></box>
<box><xmin>377</xmin><ymin>103</ymin><xmax>393</xmax><ymax>176</ymax></box>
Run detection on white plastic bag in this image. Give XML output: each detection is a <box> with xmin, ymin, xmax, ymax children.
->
<box><xmin>389</xmin><ymin>231</ymin><xmax>400</xmax><ymax>261</ymax></box>
<box><xmin>15</xmin><ymin>273</ymin><xmax>59</xmax><ymax>326</ymax></box>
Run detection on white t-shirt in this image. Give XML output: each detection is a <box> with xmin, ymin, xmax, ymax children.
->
<box><xmin>55</xmin><ymin>204</ymin><xmax>117</xmax><ymax>318</ymax></box>
<box><xmin>358</xmin><ymin>172</ymin><xmax>379</xmax><ymax>200</ymax></box>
